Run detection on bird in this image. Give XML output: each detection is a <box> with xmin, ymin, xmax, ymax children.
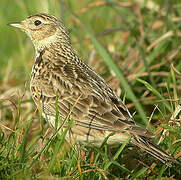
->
<box><xmin>9</xmin><ymin>13</ymin><xmax>177</xmax><ymax>166</ymax></box>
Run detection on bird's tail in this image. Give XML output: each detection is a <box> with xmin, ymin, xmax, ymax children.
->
<box><xmin>131</xmin><ymin>135</ymin><xmax>177</xmax><ymax>166</ymax></box>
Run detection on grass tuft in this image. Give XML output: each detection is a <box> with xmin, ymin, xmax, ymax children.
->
<box><xmin>0</xmin><ymin>0</ymin><xmax>180</xmax><ymax>179</ymax></box>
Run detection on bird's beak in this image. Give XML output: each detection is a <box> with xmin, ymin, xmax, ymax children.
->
<box><xmin>9</xmin><ymin>22</ymin><xmax>21</xmax><ymax>28</ymax></box>
<box><xmin>8</xmin><ymin>22</ymin><xmax>25</xmax><ymax>30</ymax></box>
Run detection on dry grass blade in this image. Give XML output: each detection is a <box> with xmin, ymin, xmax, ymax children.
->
<box><xmin>146</xmin><ymin>105</ymin><xmax>158</xmax><ymax>130</ymax></box>
<box><xmin>147</xmin><ymin>31</ymin><xmax>174</xmax><ymax>52</ymax></box>
<box><xmin>0</xmin><ymin>123</ymin><xmax>15</xmax><ymax>132</ymax></box>
<box><xmin>77</xmin><ymin>1</ymin><xmax>132</xmax><ymax>15</ymax></box>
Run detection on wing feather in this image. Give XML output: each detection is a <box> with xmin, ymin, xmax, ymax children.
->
<box><xmin>31</xmin><ymin>49</ymin><xmax>142</xmax><ymax>135</ymax></box>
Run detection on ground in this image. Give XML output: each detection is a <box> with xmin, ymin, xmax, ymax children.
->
<box><xmin>0</xmin><ymin>0</ymin><xmax>181</xmax><ymax>179</ymax></box>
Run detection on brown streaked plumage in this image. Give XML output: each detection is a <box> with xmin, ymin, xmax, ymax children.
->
<box><xmin>10</xmin><ymin>13</ymin><xmax>177</xmax><ymax>166</ymax></box>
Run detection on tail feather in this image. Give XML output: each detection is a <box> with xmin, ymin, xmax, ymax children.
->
<box><xmin>131</xmin><ymin>135</ymin><xmax>177</xmax><ymax>166</ymax></box>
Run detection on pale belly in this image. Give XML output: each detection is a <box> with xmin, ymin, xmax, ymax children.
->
<box><xmin>42</xmin><ymin>113</ymin><xmax>130</xmax><ymax>147</ymax></box>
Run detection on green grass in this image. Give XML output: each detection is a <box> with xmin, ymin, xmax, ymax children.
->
<box><xmin>0</xmin><ymin>0</ymin><xmax>181</xmax><ymax>179</ymax></box>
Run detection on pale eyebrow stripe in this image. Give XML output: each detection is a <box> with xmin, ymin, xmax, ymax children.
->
<box><xmin>28</xmin><ymin>14</ymin><xmax>58</xmax><ymax>23</ymax></box>
<box><xmin>28</xmin><ymin>14</ymin><xmax>46</xmax><ymax>20</ymax></box>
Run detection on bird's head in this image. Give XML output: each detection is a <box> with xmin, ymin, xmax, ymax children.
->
<box><xmin>9</xmin><ymin>13</ymin><xmax>70</xmax><ymax>51</ymax></box>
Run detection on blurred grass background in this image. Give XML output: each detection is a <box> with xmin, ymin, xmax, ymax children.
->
<box><xmin>0</xmin><ymin>0</ymin><xmax>181</xmax><ymax>179</ymax></box>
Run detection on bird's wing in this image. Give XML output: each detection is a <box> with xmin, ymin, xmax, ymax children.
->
<box><xmin>32</xmin><ymin>49</ymin><xmax>153</xmax><ymax>138</ymax></box>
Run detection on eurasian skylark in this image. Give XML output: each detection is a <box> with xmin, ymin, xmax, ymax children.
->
<box><xmin>10</xmin><ymin>13</ymin><xmax>177</xmax><ymax>166</ymax></box>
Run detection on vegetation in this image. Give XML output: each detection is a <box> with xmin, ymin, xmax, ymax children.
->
<box><xmin>0</xmin><ymin>0</ymin><xmax>181</xmax><ymax>179</ymax></box>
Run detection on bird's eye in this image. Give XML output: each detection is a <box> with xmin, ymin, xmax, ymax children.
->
<box><xmin>34</xmin><ymin>20</ymin><xmax>42</xmax><ymax>26</ymax></box>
